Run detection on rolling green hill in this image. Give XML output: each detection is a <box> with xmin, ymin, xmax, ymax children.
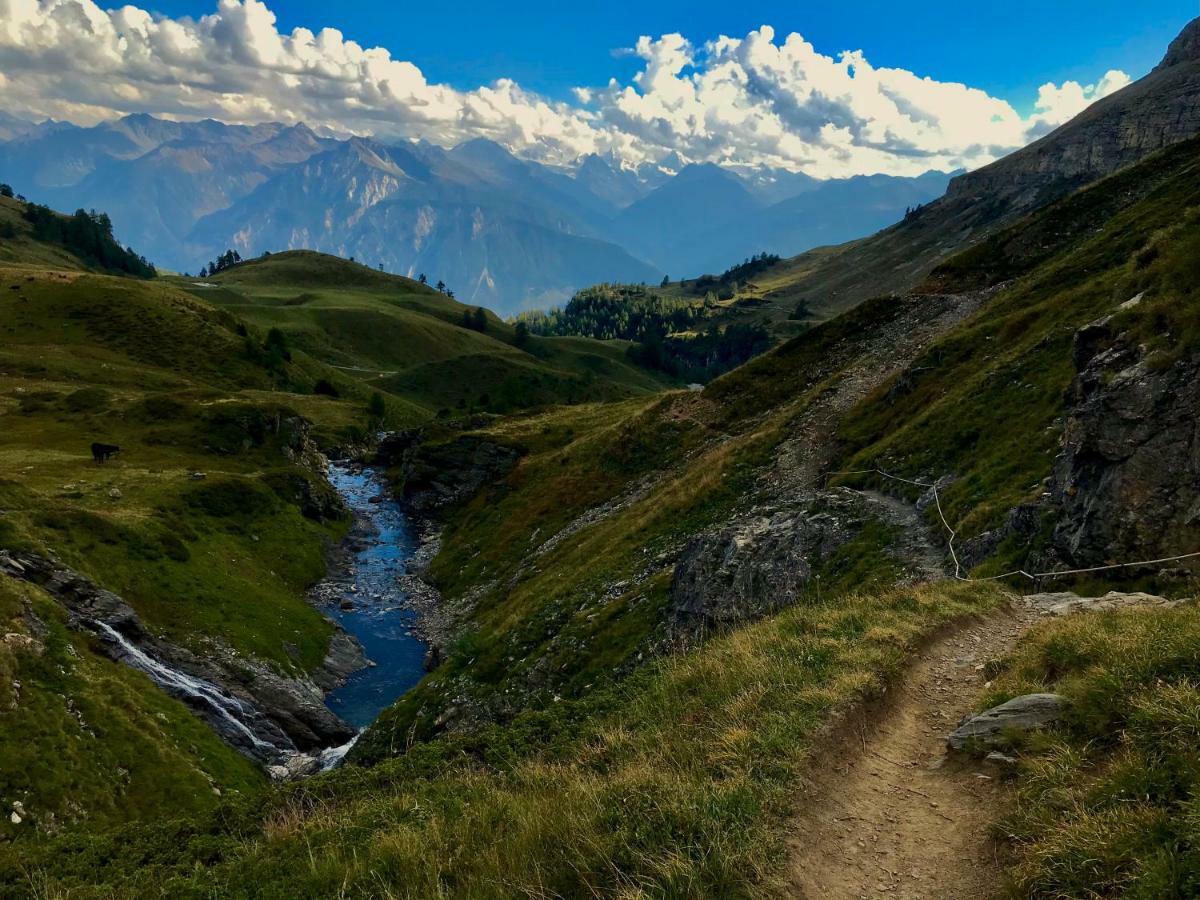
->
<box><xmin>0</xmin><ymin>263</ymin><xmax>362</xmax><ymax>832</ymax></box>
<box><xmin>0</xmin><ymin>207</ymin><xmax>678</xmax><ymax>841</ymax></box>
<box><xmin>190</xmin><ymin>251</ymin><xmax>677</xmax><ymax>413</ymax></box>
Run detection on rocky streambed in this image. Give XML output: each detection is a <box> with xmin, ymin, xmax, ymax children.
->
<box><xmin>310</xmin><ymin>462</ymin><xmax>432</xmax><ymax>730</ymax></box>
<box><xmin>0</xmin><ymin>459</ymin><xmax>441</xmax><ymax>780</ymax></box>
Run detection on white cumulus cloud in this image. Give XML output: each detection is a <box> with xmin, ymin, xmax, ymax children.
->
<box><xmin>0</xmin><ymin>0</ymin><xmax>1132</xmax><ymax>177</ymax></box>
<box><xmin>1025</xmin><ymin>69</ymin><xmax>1132</xmax><ymax>137</ymax></box>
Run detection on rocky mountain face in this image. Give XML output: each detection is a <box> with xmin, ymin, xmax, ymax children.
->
<box><xmin>0</xmin><ymin>114</ymin><xmax>950</xmax><ymax>313</ymax></box>
<box><xmin>944</xmin><ymin>22</ymin><xmax>1200</xmax><ymax>215</ymax></box>
<box><xmin>1052</xmin><ymin>320</ymin><xmax>1200</xmax><ymax>567</ymax></box>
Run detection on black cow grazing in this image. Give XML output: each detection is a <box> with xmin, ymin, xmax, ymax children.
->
<box><xmin>91</xmin><ymin>442</ymin><xmax>120</xmax><ymax>463</ymax></box>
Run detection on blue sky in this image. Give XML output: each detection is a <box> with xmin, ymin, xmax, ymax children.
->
<box><xmin>133</xmin><ymin>0</ymin><xmax>1195</xmax><ymax>110</ymax></box>
<box><xmin>5</xmin><ymin>1</ymin><xmax>1195</xmax><ymax>177</ymax></box>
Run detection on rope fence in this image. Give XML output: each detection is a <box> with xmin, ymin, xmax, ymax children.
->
<box><xmin>824</xmin><ymin>467</ymin><xmax>1200</xmax><ymax>584</ymax></box>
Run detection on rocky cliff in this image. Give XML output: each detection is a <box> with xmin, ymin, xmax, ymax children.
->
<box><xmin>944</xmin><ymin>21</ymin><xmax>1200</xmax><ymax>215</ymax></box>
<box><xmin>1051</xmin><ymin>320</ymin><xmax>1200</xmax><ymax>567</ymax></box>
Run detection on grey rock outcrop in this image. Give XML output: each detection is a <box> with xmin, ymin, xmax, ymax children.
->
<box><xmin>668</xmin><ymin>498</ymin><xmax>862</xmax><ymax>642</ymax></box>
<box><xmin>379</xmin><ymin>431</ymin><xmax>521</xmax><ymax>514</ymax></box>
<box><xmin>267</xmin><ymin>469</ymin><xmax>346</xmax><ymax>522</ymax></box>
<box><xmin>947</xmin><ymin>693</ymin><xmax>1068</xmax><ymax>750</ymax></box>
<box><xmin>0</xmin><ymin>550</ymin><xmax>142</xmax><ymax>636</ymax></box>
<box><xmin>959</xmin><ymin>503</ymin><xmax>1046</xmax><ymax>571</ymax></box>
<box><xmin>1023</xmin><ymin>590</ymin><xmax>1183</xmax><ymax>617</ymax></box>
<box><xmin>1051</xmin><ymin>320</ymin><xmax>1200</xmax><ymax>567</ymax></box>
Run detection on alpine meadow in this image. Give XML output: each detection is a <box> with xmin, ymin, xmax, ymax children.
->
<box><xmin>0</xmin><ymin>3</ymin><xmax>1199</xmax><ymax>898</ymax></box>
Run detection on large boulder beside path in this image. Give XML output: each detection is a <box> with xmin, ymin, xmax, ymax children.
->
<box><xmin>1023</xmin><ymin>590</ymin><xmax>1182</xmax><ymax>617</ymax></box>
<box><xmin>947</xmin><ymin>693</ymin><xmax>1068</xmax><ymax>750</ymax></box>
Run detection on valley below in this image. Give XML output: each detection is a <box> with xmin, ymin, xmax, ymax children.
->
<box><xmin>2</xmin><ymin>16</ymin><xmax>1200</xmax><ymax>899</ymax></box>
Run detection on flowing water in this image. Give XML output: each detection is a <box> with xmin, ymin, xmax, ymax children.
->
<box><xmin>91</xmin><ymin>620</ymin><xmax>280</xmax><ymax>758</ymax></box>
<box><xmin>86</xmin><ymin>463</ymin><xmax>427</xmax><ymax>772</ymax></box>
<box><xmin>320</xmin><ymin>463</ymin><xmax>429</xmax><ymax>729</ymax></box>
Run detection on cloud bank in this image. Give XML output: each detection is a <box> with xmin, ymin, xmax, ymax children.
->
<box><xmin>0</xmin><ymin>0</ymin><xmax>1131</xmax><ymax>177</ymax></box>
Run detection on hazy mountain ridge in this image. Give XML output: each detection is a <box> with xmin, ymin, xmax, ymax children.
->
<box><xmin>0</xmin><ymin>114</ymin><xmax>950</xmax><ymax>312</ymax></box>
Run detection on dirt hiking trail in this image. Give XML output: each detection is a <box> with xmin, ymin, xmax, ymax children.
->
<box><xmin>787</xmin><ymin>600</ymin><xmax>1040</xmax><ymax>899</ymax></box>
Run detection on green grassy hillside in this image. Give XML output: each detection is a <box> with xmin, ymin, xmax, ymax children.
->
<box><xmin>0</xmin><ymin>265</ymin><xmax>364</xmax><ymax>833</ymax></box>
<box><xmin>190</xmin><ymin>251</ymin><xmax>676</xmax><ymax>414</ymax></box>
<box><xmin>0</xmin><ymin>223</ymin><xmax>675</xmax><ymax>838</ymax></box>
<box><xmin>1</xmin><ymin>577</ymin><xmax>1003</xmax><ymax>898</ymax></box>
<box><xmin>0</xmin><ymin>268</ymin><xmax>372</xmax><ymax>661</ymax></box>
<box><xmin>0</xmin><ymin>195</ymin><xmax>97</xmax><ymax>271</ymax></box>
<box><xmin>0</xmin><ymin>577</ymin><xmax>264</xmax><ymax>837</ymax></box>
<box><xmin>109</xmin><ymin>132</ymin><xmax>1194</xmax><ymax>893</ymax></box>
<box><xmin>833</xmin><ymin>135</ymin><xmax>1200</xmax><ymax>558</ymax></box>
<box><xmin>3</xmin><ymin>130</ymin><xmax>1200</xmax><ymax>897</ymax></box>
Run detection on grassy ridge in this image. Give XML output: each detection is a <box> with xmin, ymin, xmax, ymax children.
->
<box><xmin>0</xmin><ymin>196</ymin><xmax>95</xmax><ymax>272</ymax></box>
<box><xmin>195</xmin><ymin>252</ymin><xmax>676</xmax><ymax>415</ymax></box>
<box><xmin>0</xmin><ymin>268</ymin><xmax>362</xmax><ymax>670</ymax></box>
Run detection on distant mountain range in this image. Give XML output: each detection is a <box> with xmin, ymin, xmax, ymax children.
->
<box><xmin>0</xmin><ymin>113</ymin><xmax>952</xmax><ymax>313</ymax></box>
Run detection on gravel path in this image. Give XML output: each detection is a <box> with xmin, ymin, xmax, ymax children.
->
<box><xmin>787</xmin><ymin>601</ymin><xmax>1039</xmax><ymax>899</ymax></box>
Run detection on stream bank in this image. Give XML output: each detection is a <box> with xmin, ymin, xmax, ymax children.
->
<box><xmin>0</xmin><ymin>459</ymin><xmax>444</xmax><ymax>781</ymax></box>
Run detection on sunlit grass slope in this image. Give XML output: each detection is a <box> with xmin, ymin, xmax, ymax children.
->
<box><xmin>3</xmin><ymin>580</ymin><xmax>1003</xmax><ymax>897</ymax></box>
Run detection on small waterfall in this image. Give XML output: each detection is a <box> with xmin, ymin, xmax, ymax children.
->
<box><xmin>91</xmin><ymin>620</ymin><xmax>282</xmax><ymax>759</ymax></box>
<box><xmin>317</xmin><ymin>734</ymin><xmax>359</xmax><ymax>771</ymax></box>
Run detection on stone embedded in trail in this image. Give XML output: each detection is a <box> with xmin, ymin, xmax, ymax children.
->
<box><xmin>947</xmin><ymin>693</ymin><xmax>1067</xmax><ymax>750</ymax></box>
